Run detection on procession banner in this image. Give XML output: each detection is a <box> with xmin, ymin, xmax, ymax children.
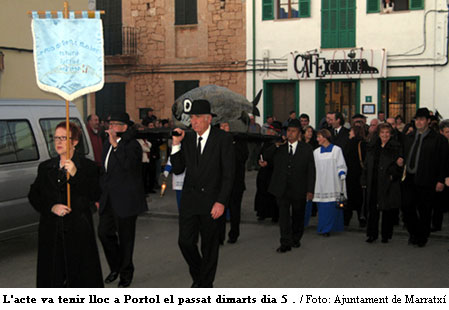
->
<box><xmin>31</xmin><ymin>11</ymin><xmax>104</xmax><ymax>101</ymax></box>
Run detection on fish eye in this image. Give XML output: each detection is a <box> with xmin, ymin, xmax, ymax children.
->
<box><xmin>183</xmin><ymin>99</ymin><xmax>192</xmax><ymax>113</ymax></box>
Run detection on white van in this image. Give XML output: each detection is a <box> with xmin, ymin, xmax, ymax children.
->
<box><xmin>0</xmin><ymin>99</ymin><xmax>94</xmax><ymax>240</ymax></box>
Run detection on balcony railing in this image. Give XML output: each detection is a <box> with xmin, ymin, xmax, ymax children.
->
<box><xmin>104</xmin><ymin>25</ymin><xmax>137</xmax><ymax>56</ymax></box>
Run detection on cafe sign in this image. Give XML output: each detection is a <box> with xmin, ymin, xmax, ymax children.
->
<box><xmin>288</xmin><ymin>49</ymin><xmax>387</xmax><ymax>80</ymax></box>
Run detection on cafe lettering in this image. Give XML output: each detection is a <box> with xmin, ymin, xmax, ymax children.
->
<box><xmin>288</xmin><ymin>49</ymin><xmax>387</xmax><ymax>80</ymax></box>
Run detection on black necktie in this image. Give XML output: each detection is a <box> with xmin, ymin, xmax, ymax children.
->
<box><xmin>197</xmin><ymin>136</ymin><xmax>203</xmax><ymax>165</ymax></box>
<box><xmin>409</xmin><ymin>133</ymin><xmax>421</xmax><ymax>170</ymax></box>
<box><xmin>289</xmin><ymin>144</ymin><xmax>293</xmax><ymax>157</ymax></box>
<box><xmin>335</xmin><ymin>129</ymin><xmax>338</xmax><ymax>136</ymax></box>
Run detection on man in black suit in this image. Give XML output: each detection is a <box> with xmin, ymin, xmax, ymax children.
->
<box><xmin>171</xmin><ymin>99</ymin><xmax>235</xmax><ymax>288</ymax></box>
<box><xmin>262</xmin><ymin>119</ymin><xmax>315</xmax><ymax>253</ymax></box>
<box><xmin>98</xmin><ymin>112</ymin><xmax>148</xmax><ymax>288</ymax></box>
<box><xmin>402</xmin><ymin>108</ymin><xmax>446</xmax><ymax>247</ymax></box>
<box><xmin>219</xmin><ymin>122</ymin><xmax>249</xmax><ymax>245</ymax></box>
<box><xmin>330</xmin><ymin>112</ymin><xmax>350</xmax><ymax>151</ymax></box>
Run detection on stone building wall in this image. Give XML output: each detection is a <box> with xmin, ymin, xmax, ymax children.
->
<box><xmin>122</xmin><ymin>0</ymin><xmax>246</xmax><ymax>121</ymax></box>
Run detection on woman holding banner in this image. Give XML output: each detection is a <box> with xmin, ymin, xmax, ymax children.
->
<box><xmin>28</xmin><ymin>121</ymin><xmax>103</xmax><ymax>287</ymax></box>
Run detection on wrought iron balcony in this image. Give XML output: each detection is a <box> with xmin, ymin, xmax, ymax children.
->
<box><xmin>104</xmin><ymin>26</ymin><xmax>138</xmax><ymax>66</ymax></box>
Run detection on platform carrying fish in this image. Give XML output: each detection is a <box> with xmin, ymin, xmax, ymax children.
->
<box><xmin>172</xmin><ymin>85</ymin><xmax>261</xmax><ymax>132</ymax></box>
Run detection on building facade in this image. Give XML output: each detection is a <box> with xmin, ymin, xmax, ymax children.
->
<box><xmin>0</xmin><ymin>0</ymin><xmax>90</xmax><ymax>118</ymax></box>
<box><xmin>94</xmin><ymin>0</ymin><xmax>247</xmax><ymax>123</ymax></box>
<box><xmin>248</xmin><ymin>0</ymin><xmax>449</xmax><ymax>127</ymax></box>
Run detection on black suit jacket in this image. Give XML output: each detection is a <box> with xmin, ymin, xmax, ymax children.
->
<box><xmin>171</xmin><ymin>127</ymin><xmax>235</xmax><ymax>215</ymax></box>
<box><xmin>403</xmin><ymin>129</ymin><xmax>447</xmax><ymax>188</ymax></box>
<box><xmin>331</xmin><ymin>127</ymin><xmax>350</xmax><ymax>151</ymax></box>
<box><xmin>99</xmin><ymin>131</ymin><xmax>148</xmax><ymax>218</ymax></box>
<box><xmin>265</xmin><ymin>141</ymin><xmax>316</xmax><ymax>200</ymax></box>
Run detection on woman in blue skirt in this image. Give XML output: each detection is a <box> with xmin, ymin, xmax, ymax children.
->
<box><xmin>312</xmin><ymin>129</ymin><xmax>347</xmax><ymax>236</ymax></box>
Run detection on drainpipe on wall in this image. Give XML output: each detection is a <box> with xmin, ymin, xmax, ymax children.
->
<box><xmin>252</xmin><ymin>0</ymin><xmax>256</xmax><ymax>100</ymax></box>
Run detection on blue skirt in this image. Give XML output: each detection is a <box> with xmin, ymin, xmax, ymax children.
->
<box><xmin>317</xmin><ymin>201</ymin><xmax>344</xmax><ymax>234</ymax></box>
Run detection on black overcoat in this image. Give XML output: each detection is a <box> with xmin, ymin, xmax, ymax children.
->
<box><xmin>254</xmin><ymin>142</ymin><xmax>278</xmax><ymax>218</ymax></box>
<box><xmin>403</xmin><ymin>129</ymin><xmax>447</xmax><ymax>188</ymax></box>
<box><xmin>331</xmin><ymin>127</ymin><xmax>350</xmax><ymax>152</ymax></box>
<box><xmin>362</xmin><ymin>138</ymin><xmax>402</xmax><ymax>211</ymax></box>
<box><xmin>344</xmin><ymin>137</ymin><xmax>367</xmax><ymax>210</ymax></box>
<box><xmin>28</xmin><ymin>154</ymin><xmax>103</xmax><ymax>288</ymax></box>
<box><xmin>99</xmin><ymin>128</ymin><xmax>148</xmax><ymax>218</ymax></box>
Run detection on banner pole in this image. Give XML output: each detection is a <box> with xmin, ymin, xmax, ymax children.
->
<box><xmin>64</xmin><ymin>1</ymin><xmax>71</xmax><ymax>211</ymax></box>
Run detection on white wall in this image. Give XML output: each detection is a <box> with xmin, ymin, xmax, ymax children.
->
<box><xmin>247</xmin><ymin>0</ymin><xmax>449</xmax><ymax>124</ymax></box>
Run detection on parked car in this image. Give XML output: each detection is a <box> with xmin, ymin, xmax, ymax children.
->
<box><xmin>0</xmin><ymin>99</ymin><xmax>93</xmax><ymax>240</ymax></box>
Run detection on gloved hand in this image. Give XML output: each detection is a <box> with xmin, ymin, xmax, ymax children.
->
<box><xmin>340</xmin><ymin>174</ymin><xmax>346</xmax><ymax>181</ymax></box>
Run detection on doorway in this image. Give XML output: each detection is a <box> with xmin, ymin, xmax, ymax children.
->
<box><xmin>317</xmin><ymin>80</ymin><xmax>359</xmax><ymax>126</ymax></box>
<box><xmin>263</xmin><ymin>80</ymin><xmax>299</xmax><ymax>123</ymax></box>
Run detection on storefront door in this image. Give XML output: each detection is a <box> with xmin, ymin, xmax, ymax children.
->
<box><xmin>263</xmin><ymin>80</ymin><xmax>299</xmax><ymax>122</ymax></box>
<box><xmin>317</xmin><ymin>80</ymin><xmax>359</xmax><ymax>127</ymax></box>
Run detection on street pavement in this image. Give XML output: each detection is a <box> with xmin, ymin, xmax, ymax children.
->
<box><xmin>1</xmin><ymin>171</ymin><xmax>448</xmax><ymax>288</ymax></box>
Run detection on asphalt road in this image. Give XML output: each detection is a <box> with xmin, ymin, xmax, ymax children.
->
<box><xmin>1</xmin><ymin>171</ymin><xmax>448</xmax><ymax>288</ymax></box>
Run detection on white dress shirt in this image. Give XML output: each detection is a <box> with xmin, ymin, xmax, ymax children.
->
<box><xmin>288</xmin><ymin>140</ymin><xmax>298</xmax><ymax>155</ymax></box>
<box><xmin>171</xmin><ymin>125</ymin><xmax>211</xmax><ymax>155</ymax></box>
<box><xmin>105</xmin><ymin>138</ymin><xmax>121</xmax><ymax>172</ymax></box>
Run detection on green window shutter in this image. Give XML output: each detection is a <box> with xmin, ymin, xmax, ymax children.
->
<box><xmin>262</xmin><ymin>0</ymin><xmax>274</xmax><ymax>20</ymax></box>
<box><xmin>321</xmin><ymin>0</ymin><xmax>331</xmax><ymax>47</ymax></box>
<box><xmin>321</xmin><ymin>0</ymin><xmax>329</xmax><ymax>48</ymax></box>
<box><xmin>410</xmin><ymin>0</ymin><xmax>424</xmax><ymax>10</ymax></box>
<box><xmin>299</xmin><ymin>0</ymin><xmax>311</xmax><ymax>18</ymax></box>
<box><xmin>337</xmin><ymin>0</ymin><xmax>355</xmax><ymax>48</ymax></box>
<box><xmin>367</xmin><ymin>0</ymin><xmax>380</xmax><ymax>13</ymax></box>
<box><xmin>347</xmin><ymin>0</ymin><xmax>356</xmax><ymax>47</ymax></box>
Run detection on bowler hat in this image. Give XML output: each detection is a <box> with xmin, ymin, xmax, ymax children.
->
<box><xmin>109</xmin><ymin>112</ymin><xmax>134</xmax><ymax>126</ymax></box>
<box><xmin>184</xmin><ymin>99</ymin><xmax>217</xmax><ymax>117</ymax></box>
<box><xmin>287</xmin><ymin>119</ymin><xmax>302</xmax><ymax>129</ymax></box>
<box><xmin>415</xmin><ymin>108</ymin><xmax>430</xmax><ymax>119</ymax></box>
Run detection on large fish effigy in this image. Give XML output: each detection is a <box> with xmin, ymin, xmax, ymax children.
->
<box><xmin>172</xmin><ymin>85</ymin><xmax>261</xmax><ymax>132</ymax></box>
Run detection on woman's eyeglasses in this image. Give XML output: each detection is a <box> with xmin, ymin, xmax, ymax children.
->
<box><xmin>53</xmin><ymin>136</ymin><xmax>71</xmax><ymax>142</ymax></box>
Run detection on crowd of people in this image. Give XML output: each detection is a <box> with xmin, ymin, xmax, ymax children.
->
<box><xmin>27</xmin><ymin>102</ymin><xmax>449</xmax><ymax>288</ymax></box>
<box><xmin>255</xmin><ymin>108</ymin><xmax>449</xmax><ymax>250</ymax></box>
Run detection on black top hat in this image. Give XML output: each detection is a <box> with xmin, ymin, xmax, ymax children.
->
<box><xmin>415</xmin><ymin>108</ymin><xmax>430</xmax><ymax>119</ymax></box>
<box><xmin>184</xmin><ymin>99</ymin><xmax>217</xmax><ymax>117</ymax></box>
<box><xmin>109</xmin><ymin>112</ymin><xmax>133</xmax><ymax>126</ymax></box>
<box><xmin>287</xmin><ymin>119</ymin><xmax>302</xmax><ymax>129</ymax></box>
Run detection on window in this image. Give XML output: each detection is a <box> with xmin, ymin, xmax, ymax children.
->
<box><xmin>0</xmin><ymin>120</ymin><xmax>39</xmax><ymax>164</ymax></box>
<box><xmin>380</xmin><ymin>78</ymin><xmax>419</xmax><ymax>124</ymax></box>
<box><xmin>175</xmin><ymin>0</ymin><xmax>197</xmax><ymax>25</ymax></box>
<box><xmin>39</xmin><ymin>119</ymin><xmax>89</xmax><ymax>158</ymax></box>
<box><xmin>174</xmin><ymin>80</ymin><xmax>199</xmax><ymax>100</ymax></box>
<box><xmin>96</xmin><ymin>0</ymin><xmax>123</xmax><ymax>55</ymax></box>
<box><xmin>321</xmin><ymin>0</ymin><xmax>356</xmax><ymax>48</ymax></box>
<box><xmin>367</xmin><ymin>0</ymin><xmax>424</xmax><ymax>14</ymax></box>
<box><xmin>262</xmin><ymin>0</ymin><xmax>310</xmax><ymax>20</ymax></box>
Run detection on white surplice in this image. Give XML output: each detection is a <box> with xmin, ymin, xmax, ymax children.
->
<box><xmin>312</xmin><ymin>144</ymin><xmax>347</xmax><ymax>202</ymax></box>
